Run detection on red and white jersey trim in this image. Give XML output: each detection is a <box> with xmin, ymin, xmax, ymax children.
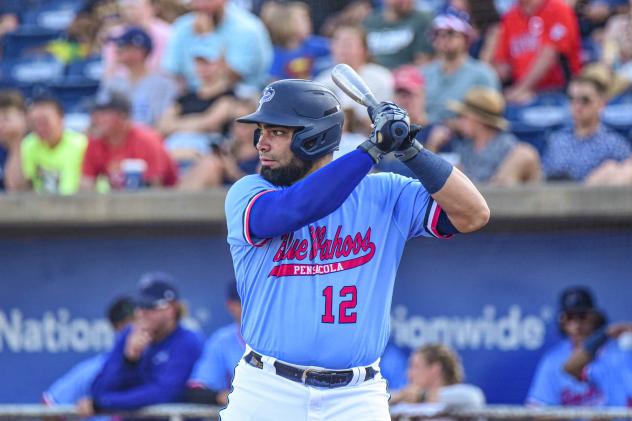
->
<box><xmin>243</xmin><ymin>190</ymin><xmax>274</xmax><ymax>247</ymax></box>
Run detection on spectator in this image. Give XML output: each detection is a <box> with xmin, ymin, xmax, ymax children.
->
<box><xmin>46</xmin><ymin>14</ymin><xmax>102</xmax><ymax>65</ymax></box>
<box><xmin>494</xmin><ymin>0</ymin><xmax>582</xmax><ymax>103</ymax></box>
<box><xmin>21</xmin><ymin>95</ymin><xmax>88</xmax><ymax>195</ymax></box>
<box><xmin>158</xmin><ymin>46</ymin><xmax>237</xmax><ymax>171</ymax></box>
<box><xmin>177</xmin><ymin>98</ymin><xmax>259</xmax><ymax>190</ymax></box>
<box><xmin>601</xmin><ymin>0</ymin><xmax>632</xmax><ymax>82</ymax></box>
<box><xmin>186</xmin><ymin>280</ymin><xmax>245</xmax><ymax>405</ymax></box>
<box><xmin>101</xmin><ymin>26</ymin><xmax>178</xmax><ymax>127</ymax></box>
<box><xmin>376</xmin><ymin>65</ymin><xmax>439</xmax><ymax>175</ymax></box>
<box><xmin>443</xmin><ymin>86</ymin><xmax>541</xmax><ymax>185</ymax></box>
<box><xmin>263</xmin><ymin>1</ymin><xmax>332</xmax><ymax>80</ymax></box>
<box><xmin>101</xmin><ymin>0</ymin><xmax>172</xmax><ymax>80</ymax></box>
<box><xmin>316</xmin><ymin>23</ymin><xmax>394</xmax><ymax>137</ymax></box>
<box><xmin>526</xmin><ymin>286</ymin><xmax>608</xmax><ymax>406</ymax></box>
<box><xmin>43</xmin><ymin>296</ymin><xmax>136</xmax><ymax>416</ymax></box>
<box><xmin>390</xmin><ymin>344</ymin><xmax>485</xmax><ymax>408</ymax></box>
<box><xmin>422</xmin><ymin>12</ymin><xmax>501</xmax><ymax>124</ymax></box>
<box><xmin>320</xmin><ymin>0</ymin><xmax>374</xmax><ymax>38</ymax></box>
<box><xmin>0</xmin><ymin>90</ymin><xmax>28</xmax><ymax>192</ymax></box>
<box><xmin>459</xmin><ymin>0</ymin><xmax>502</xmax><ymax>63</ymax></box>
<box><xmin>76</xmin><ymin>273</ymin><xmax>203</xmax><ymax>416</ymax></box>
<box><xmin>542</xmin><ymin>75</ymin><xmax>631</xmax><ymax>182</ymax></box>
<box><xmin>162</xmin><ymin>0</ymin><xmax>272</xmax><ymax>93</ymax></box>
<box><xmin>564</xmin><ymin>322</ymin><xmax>632</xmax><ymax>406</ymax></box>
<box><xmin>363</xmin><ymin>0</ymin><xmax>434</xmax><ymax>68</ymax></box>
<box><xmin>81</xmin><ymin>91</ymin><xmax>178</xmax><ymax>190</ymax></box>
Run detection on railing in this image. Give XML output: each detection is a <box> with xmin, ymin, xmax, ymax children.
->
<box><xmin>1</xmin><ymin>404</ymin><xmax>631</xmax><ymax>421</ymax></box>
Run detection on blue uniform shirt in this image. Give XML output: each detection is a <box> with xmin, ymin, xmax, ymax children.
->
<box><xmin>225</xmin><ymin>172</ymin><xmax>445</xmax><ymax>369</ymax></box>
<box><xmin>527</xmin><ymin>339</ymin><xmax>605</xmax><ymax>406</ymax></box>
<box><xmin>91</xmin><ymin>325</ymin><xmax>202</xmax><ymax>410</ymax></box>
<box><xmin>45</xmin><ymin>353</ymin><xmax>107</xmax><ymax>404</ymax></box>
<box><xmin>189</xmin><ymin>322</ymin><xmax>245</xmax><ymax>390</ymax></box>
<box><xmin>587</xmin><ymin>343</ymin><xmax>632</xmax><ymax>406</ymax></box>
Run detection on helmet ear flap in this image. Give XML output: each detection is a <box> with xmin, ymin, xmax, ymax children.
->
<box><xmin>253</xmin><ymin>128</ymin><xmax>262</xmax><ymax>148</ymax></box>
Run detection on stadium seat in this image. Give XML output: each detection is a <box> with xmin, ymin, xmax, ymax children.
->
<box><xmin>2</xmin><ymin>25</ymin><xmax>62</xmax><ymax>59</ymax></box>
<box><xmin>602</xmin><ymin>89</ymin><xmax>632</xmax><ymax>142</ymax></box>
<box><xmin>0</xmin><ymin>54</ymin><xmax>65</xmax><ymax>86</ymax></box>
<box><xmin>66</xmin><ymin>55</ymin><xmax>104</xmax><ymax>82</ymax></box>
<box><xmin>48</xmin><ymin>76</ymin><xmax>99</xmax><ymax>112</ymax></box>
<box><xmin>21</xmin><ymin>0</ymin><xmax>86</xmax><ymax>31</ymax></box>
<box><xmin>505</xmin><ymin>92</ymin><xmax>570</xmax><ymax>155</ymax></box>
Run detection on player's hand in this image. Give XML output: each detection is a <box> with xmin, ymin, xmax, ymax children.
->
<box><xmin>359</xmin><ymin>101</ymin><xmax>410</xmax><ymax>162</ymax></box>
<box><xmin>607</xmin><ymin>322</ymin><xmax>632</xmax><ymax>338</ymax></box>
<box><xmin>76</xmin><ymin>398</ymin><xmax>95</xmax><ymax>418</ymax></box>
<box><xmin>124</xmin><ymin>325</ymin><xmax>152</xmax><ymax>362</ymax></box>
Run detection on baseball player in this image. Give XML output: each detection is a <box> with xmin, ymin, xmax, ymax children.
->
<box><xmin>564</xmin><ymin>322</ymin><xmax>632</xmax><ymax>406</ymax></box>
<box><xmin>527</xmin><ymin>287</ymin><xmax>608</xmax><ymax>406</ymax></box>
<box><xmin>222</xmin><ymin>79</ymin><xmax>489</xmax><ymax>420</ymax></box>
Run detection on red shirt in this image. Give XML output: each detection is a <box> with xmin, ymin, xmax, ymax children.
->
<box><xmin>82</xmin><ymin>125</ymin><xmax>178</xmax><ymax>189</ymax></box>
<box><xmin>495</xmin><ymin>0</ymin><xmax>581</xmax><ymax>91</ymax></box>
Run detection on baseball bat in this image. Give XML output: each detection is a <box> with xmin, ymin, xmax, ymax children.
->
<box><xmin>331</xmin><ymin>63</ymin><xmax>379</xmax><ymax>109</ymax></box>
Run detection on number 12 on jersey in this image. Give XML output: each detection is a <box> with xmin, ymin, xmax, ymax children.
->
<box><xmin>322</xmin><ymin>285</ymin><xmax>357</xmax><ymax>324</ymax></box>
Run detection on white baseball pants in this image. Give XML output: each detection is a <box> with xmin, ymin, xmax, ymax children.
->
<box><xmin>220</xmin><ymin>356</ymin><xmax>390</xmax><ymax>421</ymax></box>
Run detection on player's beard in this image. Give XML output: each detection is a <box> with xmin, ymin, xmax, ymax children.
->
<box><xmin>260</xmin><ymin>155</ymin><xmax>313</xmax><ymax>186</ymax></box>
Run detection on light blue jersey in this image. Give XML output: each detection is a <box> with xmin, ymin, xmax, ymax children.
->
<box><xmin>527</xmin><ymin>339</ymin><xmax>605</xmax><ymax>406</ymax></box>
<box><xmin>190</xmin><ymin>322</ymin><xmax>246</xmax><ymax>390</ymax></box>
<box><xmin>587</xmin><ymin>343</ymin><xmax>632</xmax><ymax>406</ymax></box>
<box><xmin>44</xmin><ymin>353</ymin><xmax>110</xmax><ymax>421</ymax></box>
<box><xmin>225</xmin><ymin>172</ymin><xmax>446</xmax><ymax>369</ymax></box>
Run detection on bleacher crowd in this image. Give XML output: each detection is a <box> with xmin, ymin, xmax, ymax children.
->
<box><xmin>1</xmin><ymin>0</ymin><xmax>632</xmax><ymax>193</ymax></box>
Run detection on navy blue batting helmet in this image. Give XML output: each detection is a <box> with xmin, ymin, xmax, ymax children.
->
<box><xmin>237</xmin><ymin>79</ymin><xmax>344</xmax><ymax>161</ymax></box>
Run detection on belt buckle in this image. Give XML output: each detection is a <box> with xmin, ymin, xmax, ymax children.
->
<box><xmin>301</xmin><ymin>368</ymin><xmax>317</xmax><ymax>384</ymax></box>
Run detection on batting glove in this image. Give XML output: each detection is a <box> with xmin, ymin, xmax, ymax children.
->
<box><xmin>358</xmin><ymin>102</ymin><xmax>410</xmax><ymax>163</ymax></box>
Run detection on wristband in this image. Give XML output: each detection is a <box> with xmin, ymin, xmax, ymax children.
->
<box><xmin>583</xmin><ymin>326</ymin><xmax>609</xmax><ymax>357</ymax></box>
<box><xmin>403</xmin><ymin>148</ymin><xmax>453</xmax><ymax>194</ymax></box>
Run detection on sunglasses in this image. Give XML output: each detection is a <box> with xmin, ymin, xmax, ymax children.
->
<box><xmin>569</xmin><ymin>95</ymin><xmax>594</xmax><ymax>105</ymax></box>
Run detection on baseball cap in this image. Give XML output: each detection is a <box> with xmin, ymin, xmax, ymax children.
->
<box><xmin>107</xmin><ymin>295</ymin><xmax>136</xmax><ymax>327</ymax></box>
<box><xmin>91</xmin><ymin>90</ymin><xmax>132</xmax><ymax>115</ymax></box>
<box><xmin>559</xmin><ymin>286</ymin><xmax>596</xmax><ymax>313</ymax></box>
<box><xmin>135</xmin><ymin>272</ymin><xmax>179</xmax><ymax>309</ymax></box>
<box><xmin>432</xmin><ymin>11</ymin><xmax>473</xmax><ymax>37</ymax></box>
<box><xmin>114</xmin><ymin>26</ymin><xmax>153</xmax><ymax>54</ymax></box>
<box><xmin>393</xmin><ymin>65</ymin><xmax>424</xmax><ymax>93</ymax></box>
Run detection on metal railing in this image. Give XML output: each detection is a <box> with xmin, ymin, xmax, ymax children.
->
<box><xmin>1</xmin><ymin>404</ymin><xmax>631</xmax><ymax>421</ymax></box>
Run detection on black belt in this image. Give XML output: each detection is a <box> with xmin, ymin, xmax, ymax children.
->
<box><xmin>244</xmin><ymin>351</ymin><xmax>377</xmax><ymax>389</ymax></box>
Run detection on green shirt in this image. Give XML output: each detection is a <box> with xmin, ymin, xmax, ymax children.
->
<box><xmin>364</xmin><ymin>10</ymin><xmax>433</xmax><ymax>69</ymax></box>
<box><xmin>21</xmin><ymin>129</ymin><xmax>87</xmax><ymax>194</ymax></box>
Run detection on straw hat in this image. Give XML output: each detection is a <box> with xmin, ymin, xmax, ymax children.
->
<box><xmin>447</xmin><ymin>87</ymin><xmax>508</xmax><ymax>130</ymax></box>
<box><xmin>580</xmin><ymin>63</ymin><xmax>630</xmax><ymax>100</ymax></box>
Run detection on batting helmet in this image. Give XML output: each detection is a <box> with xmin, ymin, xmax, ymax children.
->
<box><xmin>237</xmin><ymin>79</ymin><xmax>344</xmax><ymax>161</ymax></box>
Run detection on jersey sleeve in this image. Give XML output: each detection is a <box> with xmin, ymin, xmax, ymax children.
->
<box><xmin>383</xmin><ymin>173</ymin><xmax>452</xmax><ymax>240</ymax></box>
<box><xmin>225</xmin><ymin>175</ymin><xmax>276</xmax><ymax>247</ymax></box>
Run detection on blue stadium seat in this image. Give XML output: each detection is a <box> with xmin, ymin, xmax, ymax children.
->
<box><xmin>602</xmin><ymin>89</ymin><xmax>632</xmax><ymax>142</ymax></box>
<box><xmin>21</xmin><ymin>0</ymin><xmax>86</xmax><ymax>31</ymax></box>
<box><xmin>0</xmin><ymin>54</ymin><xmax>65</xmax><ymax>86</ymax></box>
<box><xmin>2</xmin><ymin>25</ymin><xmax>62</xmax><ymax>59</ymax></box>
<box><xmin>505</xmin><ymin>92</ymin><xmax>570</xmax><ymax>155</ymax></box>
<box><xmin>48</xmin><ymin>76</ymin><xmax>99</xmax><ymax>112</ymax></box>
<box><xmin>65</xmin><ymin>55</ymin><xmax>104</xmax><ymax>82</ymax></box>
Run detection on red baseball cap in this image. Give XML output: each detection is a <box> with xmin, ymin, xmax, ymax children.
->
<box><xmin>393</xmin><ymin>65</ymin><xmax>424</xmax><ymax>93</ymax></box>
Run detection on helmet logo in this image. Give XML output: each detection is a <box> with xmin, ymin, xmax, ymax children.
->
<box><xmin>260</xmin><ymin>87</ymin><xmax>275</xmax><ymax>105</ymax></box>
